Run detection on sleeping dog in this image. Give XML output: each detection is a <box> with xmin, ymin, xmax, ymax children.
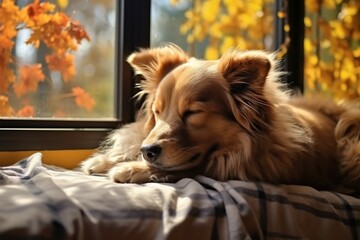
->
<box><xmin>81</xmin><ymin>44</ymin><xmax>360</xmax><ymax>192</ymax></box>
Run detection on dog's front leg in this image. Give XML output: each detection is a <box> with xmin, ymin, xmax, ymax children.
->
<box><xmin>108</xmin><ymin>161</ymin><xmax>165</xmax><ymax>183</ymax></box>
<box><xmin>81</xmin><ymin>121</ymin><xmax>146</xmax><ymax>175</ymax></box>
<box><xmin>108</xmin><ymin>161</ymin><xmax>198</xmax><ymax>183</ymax></box>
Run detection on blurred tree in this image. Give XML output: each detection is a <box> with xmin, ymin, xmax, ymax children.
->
<box><xmin>170</xmin><ymin>0</ymin><xmax>359</xmax><ymax>100</ymax></box>
<box><xmin>304</xmin><ymin>0</ymin><xmax>360</xmax><ymax>100</ymax></box>
<box><xmin>65</xmin><ymin>0</ymin><xmax>116</xmax><ymax>118</ymax></box>
<box><xmin>0</xmin><ymin>0</ymin><xmax>117</xmax><ymax>118</ymax></box>
<box><xmin>171</xmin><ymin>0</ymin><xmax>275</xmax><ymax>59</ymax></box>
<box><xmin>0</xmin><ymin>0</ymin><xmax>94</xmax><ymax>118</ymax></box>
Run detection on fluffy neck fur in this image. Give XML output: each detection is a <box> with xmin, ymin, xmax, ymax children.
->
<box><xmin>203</xmin><ymin>107</ymin><xmax>314</xmax><ymax>184</ymax></box>
<box><xmin>203</xmin><ymin>57</ymin><xmax>316</xmax><ymax>185</ymax></box>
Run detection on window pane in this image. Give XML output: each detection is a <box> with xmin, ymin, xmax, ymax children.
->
<box><xmin>304</xmin><ymin>0</ymin><xmax>360</xmax><ymax>100</ymax></box>
<box><xmin>151</xmin><ymin>0</ymin><xmax>275</xmax><ymax>59</ymax></box>
<box><xmin>0</xmin><ymin>0</ymin><xmax>116</xmax><ymax>119</ymax></box>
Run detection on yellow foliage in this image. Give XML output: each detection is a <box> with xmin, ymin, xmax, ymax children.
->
<box><xmin>305</xmin><ymin>0</ymin><xmax>360</xmax><ymax>100</ymax></box>
<box><xmin>205</xmin><ymin>45</ymin><xmax>219</xmax><ymax>60</ymax></box>
<box><xmin>353</xmin><ymin>47</ymin><xmax>360</xmax><ymax>57</ymax></box>
<box><xmin>57</xmin><ymin>0</ymin><xmax>69</xmax><ymax>9</ymax></box>
<box><xmin>304</xmin><ymin>38</ymin><xmax>313</xmax><ymax>54</ymax></box>
<box><xmin>283</xmin><ymin>24</ymin><xmax>290</xmax><ymax>32</ymax></box>
<box><xmin>201</xmin><ymin>0</ymin><xmax>220</xmax><ymax>22</ymax></box>
<box><xmin>220</xmin><ymin>36</ymin><xmax>235</xmax><ymax>54</ymax></box>
<box><xmin>172</xmin><ymin>0</ymin><xmax>359</xmax><ymax>100</ymax></box>
<box><xmin>329</xmin><ymin>21</ymin><xmax>347</xmax><ymax>39</ymax></box>
<box><xmin>323</xmin><ymin>0</ymin><xmax>337</xmax><ymax>9</ymax></box>
<box><xmin>306</xmin><ymin>0</ymin><xmax>320</xmax><ymax>13</ymax></box>
<box><xmin>304</xmin><ymin>17</ymin><xmax>312</xmax><ymax>27</ymax></box>
<box><xmin>177</xmin><ymin>0</ymin><xmax>275</xmax><ymax>56</ymax></box>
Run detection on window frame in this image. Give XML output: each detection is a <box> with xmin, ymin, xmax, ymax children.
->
<box><xmin>0</xmin><ymin>0</ymin><xmax>151</xmax><ymax>151</ymax></box>
<box><xmin>284</xmin><ymin>0</ymin><xmax>305</xmax><ymax>91</ymax></box>
<box><xmin>274</xmin><ymin>0</ymin><xmax>305</xmax><ymax>91</ymax></box>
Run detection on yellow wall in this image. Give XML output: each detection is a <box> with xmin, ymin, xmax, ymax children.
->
<box><xmin>0</xmin><ymin>150</ymin><xmax>94</xmax><ymax>169</ymax></box>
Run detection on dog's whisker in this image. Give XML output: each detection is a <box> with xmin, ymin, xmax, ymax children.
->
<box><xmin>178</xmin><ymin>146</ymin><xmax>199</xmax><ymax>154</ymax></box>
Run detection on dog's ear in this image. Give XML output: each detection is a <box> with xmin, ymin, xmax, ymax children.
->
<box><xmin>218</xmin><ymin>50</ymin><xmax>274</xmax><ymax>133</ymax></box>
<box><xmin>128</xmin><ymin>44</ymin><xmax>188</xmax><ymax>133</ymax></box>
<box><xmin>218</xmin><ymin>50</ymin><xmax>271</xmax><ymax>93</ymax></box>
<box><xmin>127</xmin><ymin>44</ymin><xmax>189</xmax><ymax>93</ymax></box>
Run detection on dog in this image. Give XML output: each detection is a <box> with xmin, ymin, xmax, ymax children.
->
<box><xmin>81</xmin><ymin>44</ymin><xmax>360</xmax><ymax>192</ymax></box>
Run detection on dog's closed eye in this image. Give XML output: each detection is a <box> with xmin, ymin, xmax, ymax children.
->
<box><xmin>182</xmin><ymin>109</ymin><xmax>204</xmax><ymax>125</ymax></box>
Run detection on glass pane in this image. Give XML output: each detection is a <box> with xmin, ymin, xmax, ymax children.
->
<box><xmin>304</xmin><ymin>0</ymin><xmax>360</xmax><ymax>100</ymax></box>
<box><xmin>0</xmin><ymin>0</ymin><xmax>116</xmax><ymax>119</ymax></box>
<box><xmin>151</xmin><ymin>0</ymin><xmax>275</xmax><ymax>59</ymax></box>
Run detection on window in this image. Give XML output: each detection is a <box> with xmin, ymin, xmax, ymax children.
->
<box><xmin>0</xmin><ymin>0</ymin><xmax>150</xmax><ymax>151</ymax></box>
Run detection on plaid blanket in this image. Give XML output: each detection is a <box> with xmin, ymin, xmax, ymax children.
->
<box><xmin>0</xmin><ymin>153</ymin><xmax>359</xmax><ymax>240</ymax></box>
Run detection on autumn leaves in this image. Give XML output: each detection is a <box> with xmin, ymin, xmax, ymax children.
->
<box><xmin>0</xmin><ymin>0</ymin><xmax>93</xmax><ymax>117</ymax></box>
<box><xmin>304</xmin><ymin>0</ymin><xmax>360</xmax><ymax>100</ymax></box>
<box><xmin>173</xmin><ymin>0</ymin><xmax>359</xmax><ymax>100</ymax></box>
<box><xmin>175</xmin><ymin>0</ymin><xmax>275</xmax><ymax>60</ymax></box>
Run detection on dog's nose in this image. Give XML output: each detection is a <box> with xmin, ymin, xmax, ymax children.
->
<box><xmin>140</xmin><ymin>144</ymin><xmax>162</xmax><ymax>162</ymax></box>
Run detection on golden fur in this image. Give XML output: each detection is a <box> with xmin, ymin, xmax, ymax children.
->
<box><xmin>81</xmin><ymin>44</ymin><xmax>360</xmax><ymax>192</ymax></box>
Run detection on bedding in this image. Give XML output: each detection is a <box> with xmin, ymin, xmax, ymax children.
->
<box><xmin>0</xmin><ymin>153</ymin><xmax>359</xmax><ymax>240</ymax></box>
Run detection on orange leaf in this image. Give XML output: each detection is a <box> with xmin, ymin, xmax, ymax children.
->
<box><xmin>0</xmin><ymin>33</ymin><xmax>15</xmax><ymax>49</ymax></box>
<box><xmin>54</xmin><ymin>110</ymin><xmax>66</xmax><ymax>118</ymax></box>
<box><xmin>0</xmin><ymin>22</ymin><xmax>17</xmax><ymax>48</ymax></box>
<box><xmin>16</xmin><ymin>105</ymin><xmax>35</xmax><ymax>117</ymax></box>
<box><xmin>72</xmin><ymin>87</ymin><xmax>95</xmax><ymax>111</ymax></box>
<box><xmin>26</xmin><ymin>0</ymin><xmax>55</xmax><ymax>19</ymax></box>
<box><xmin>24</xmin><ymin>7</ymin><xmax>89</xmax><ymax>52</ymax></box>
<box><xmin>24</xmin><ymin>0</ymin><xmax>54</xmax><ymax>29</ymax></box>
<box><xmin>51</xmin><ymin>12</ymin><xmax>69</xmax><ymax>27</ymax></box>
<box><xmin>0</xmin><ymin>0</ymin><xmax>23</xmax><ymax>23</ymax></box>
<box><xmin>0</xmin><ymin>95</ymin><xmax>14</xmax><ymax>116</ymax></box>
<box><xmin>14</xmin><ymin>64</ymin><xmax>45</xmax><ymax>97</ymax></box>
<box><xmin>0</xmin><ymin>66</ymin><xmax>16</xmax><ymax>94</ymax></box>
<box><xmin>0</xmin><ymin>2</ymin><xmax>19</xmax><ymax>95</ymax></box>
<box><xmin>68</xmin><ymin>20</ymin><xmax>90</xmax><ymax>43</ymax></box>
<box><xmin>46</xmin><ymin>53</ymin><xmax>76</xmax><ymax>81</ymax></box>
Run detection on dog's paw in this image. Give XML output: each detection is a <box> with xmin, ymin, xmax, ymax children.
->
<box><xmin>81</xmin><ymin>154</ymin><xmax>114</xmax><ymax>174</ymax></box>
<box><xmin>108</xmin><ymin>161</ymin><xmax>153</xmax><ymax>183</ymax></box>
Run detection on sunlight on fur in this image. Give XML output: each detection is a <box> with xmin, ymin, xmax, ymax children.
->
<box><xmin>81</xmin><ymin>44</ymin><xmax>360</xmax><ymax>193</ymax></box>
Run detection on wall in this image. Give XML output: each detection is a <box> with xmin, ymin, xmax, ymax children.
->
<box><xmin>0</xmin><ymin>150</ymin><xmax>94</xmax><ymax>169</ymax></box>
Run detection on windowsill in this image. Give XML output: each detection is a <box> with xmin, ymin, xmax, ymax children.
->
<box><xmin>0</xmin><ymin>149</ymin><xmax>94</xmax><ymax>169</ymax></box>
<box><xmin>0</xmin><ymin>128</ymin><xmax>110</xmax><ymax>151</ymax></box>
<box><xmin>0</xmin><ymin>119</ymin><xmax>119</xmax><ymax>151</ymax></box>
